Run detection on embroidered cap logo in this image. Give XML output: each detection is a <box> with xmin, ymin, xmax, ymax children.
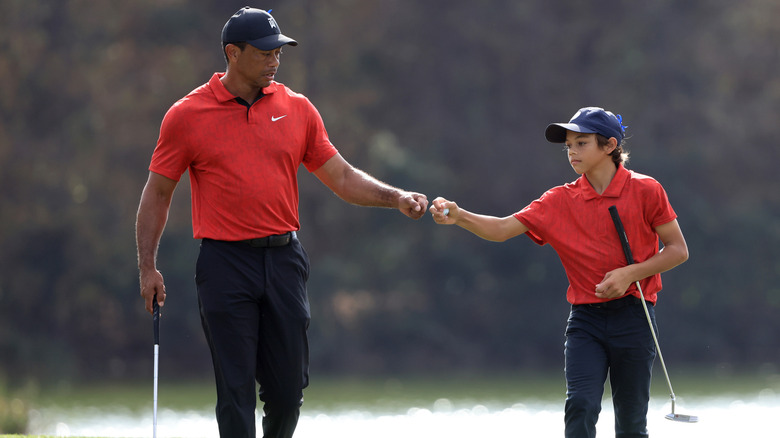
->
<box><xmin>616</xmin><ymin>114</ymin><xmax>628</xmax><ymax>134</ymax></box>
<box><xmin>268</xmin><ymin>17</ymin><xmax>277</xmax><ymax>29</ymax></box>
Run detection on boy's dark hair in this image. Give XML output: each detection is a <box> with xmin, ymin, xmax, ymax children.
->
<box><xmin>222</xmin><ymin>41</ymin><xmax>248</xmax><ymax>65</ymax></box>
<box><xmin>596</xmin><ymin>134</ymin><xmax>629</xmax><ymax>166</ymax></box>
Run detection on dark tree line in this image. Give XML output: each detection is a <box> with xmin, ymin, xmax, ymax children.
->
<box><xmin>0</xmin><ymin>0</ymin><xmax>778</xmax><ymax>384</ymax></box>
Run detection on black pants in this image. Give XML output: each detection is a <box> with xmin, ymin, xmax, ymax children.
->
<box><xmin>196</xmin><ymin>237</ymin><xmax>311</xmax><ymax>438</ymax></box>
<box><xmin>564</xmin><ymin>296</ymin><xmax>657</xmax><ymax>438</ymax></box>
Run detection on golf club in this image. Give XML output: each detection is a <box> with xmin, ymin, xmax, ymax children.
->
<box><xmin>153</xmin><ymin>296</ymin><xmax>161</xmax><ymax>437</ymax></box>
<box><xmin>608</xmin><ymin>205</ymin><xmax>697</xmax><ymax>423</ymax></box>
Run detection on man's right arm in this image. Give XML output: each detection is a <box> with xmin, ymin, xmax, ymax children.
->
<box><xmin>136</xmin><ymin>171</ymin><xmax>178</xmax><ymax>314</ymax></box>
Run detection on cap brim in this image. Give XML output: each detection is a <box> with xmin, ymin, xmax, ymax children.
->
<box><xmin>545</xmin><ymin>123</ymin><xmax>597</xmax><ymax>143</ymax></box>
<box><xmin>247</xmin><ymin>34</ymin><xmax>298</xmax><ymax>51</ymax></box>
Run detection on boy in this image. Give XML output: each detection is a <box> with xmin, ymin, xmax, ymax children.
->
<box><xmin>430</xmin><ymin>107</ymin><xmax>688</xmax><ymax>438</ymax></box>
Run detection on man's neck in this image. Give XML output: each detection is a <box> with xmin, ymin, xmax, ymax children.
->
<box><xmin>220</xmin><ymin>72</ymin><xmax>263</xmax><ymax>104</ymax></box>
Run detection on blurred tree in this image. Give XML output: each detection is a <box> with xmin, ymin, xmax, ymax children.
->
<box><xmin>0</xmin><ymin>0</ymin><xmax>777</xmax><ymax>384</ymax></box>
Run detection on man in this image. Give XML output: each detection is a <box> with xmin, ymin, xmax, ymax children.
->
<box><xmin>135</xmin><ymin>7</ymin><xmax>428</xmax><ymax>438</ymax></box>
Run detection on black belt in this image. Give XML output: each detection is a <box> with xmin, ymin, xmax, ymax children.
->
<box><xmin>577</xmin><ymin>294</ymin><xmax>648</xmax><ymax>310</ymax></box>
<box><xmin>239</xmin><ymin>231</ymin><xmax>296</xmax><ymax>248</ymax></box>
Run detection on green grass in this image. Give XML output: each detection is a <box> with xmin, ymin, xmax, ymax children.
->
<box><xmin>26</xmin><ymin>368</ymin><xmax>780</xmax><ymax>412</ymax></box>
<box><xmin>1</xmin><ymin>436</ymin><xmax>95</xmax><ymax>438</ymax></box>
<box><xmin>27</xmin><ymin>373</ymin><xmax>568</xmax><ymax>416</ymax></box>
<box><xmin>4</xmin><ymin>368</ymin><xmax>778</xmax><ymax>437</ymax></box>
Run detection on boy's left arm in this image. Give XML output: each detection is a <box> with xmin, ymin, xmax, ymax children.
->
<box><xmin>595</xmin><ymin>219</ymin><xmax>689</xmax><ymax>299</ymax></box>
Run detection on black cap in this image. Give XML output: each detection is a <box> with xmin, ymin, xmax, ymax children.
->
<box><xmin>222</xmin><ymin>7</ymin><xmax>298</xmax><ymax>51</ymax></box>
<box><xmin>545</xmin><ymin>107</ymin><xmax>627</xmax><ymax>143</ymax></box>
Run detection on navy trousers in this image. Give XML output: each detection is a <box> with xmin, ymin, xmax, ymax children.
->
<box><xmin>564</xmin><ymin>295</ymin><xmax>657</xmax><ymax>438</ymax></box>
<box><xmin>196</xmin><ymin>237</ymin><xmax>311</xmax><ymax>438</ymax></box>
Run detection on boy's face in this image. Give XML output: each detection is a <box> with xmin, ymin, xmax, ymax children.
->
<box><xmin>563</xmin><ymin>131</ymin><xmax>615</xmax><ymax>175</ymax></box>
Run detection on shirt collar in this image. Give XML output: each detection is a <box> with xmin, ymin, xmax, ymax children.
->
<box><xmin>579</xmin><ymin>164</ymin><xmax>630</xmax><ymax>200</ymax></box>
<box><xmin>209</xmin><ymin>72</ymin><xmax>280</xmax><ymax>103</ymax></box>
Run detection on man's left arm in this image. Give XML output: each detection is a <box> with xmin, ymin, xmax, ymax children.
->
<box><xmin>313</xmin><ymin>153</ymin><xmax>428</xmax><ymax>219</ymax></box>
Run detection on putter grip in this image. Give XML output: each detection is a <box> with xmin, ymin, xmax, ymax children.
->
<box><xmin>608</xmin><ymin>206</ymin><xmax>635</xmax><ymax>265</ymax></box>
<box><xmin>153</xmin><ymin>298</ymin><xmax>160</xmax><ymax>345</ymax></box>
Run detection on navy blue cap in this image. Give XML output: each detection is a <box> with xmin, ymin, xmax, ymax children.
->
<box><xmin>222</xmin><ymin>7</ymin><xmax>298</xmax><ymax>51</ymax></box>
<box><xmin>545</xmin><ymin>107</ymin><xmax>626</xmax><ymax>143</ymax></box>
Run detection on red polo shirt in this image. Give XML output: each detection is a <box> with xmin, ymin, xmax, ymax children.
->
<box><xmin>513</xmin><ymin>165</ymin><xmax>677</xmax><ymax>305</ymax></box>
<box><xmin>150</xmin><ymin>73</ymin><xmax>338</xmax><ymax>240</ymax></box>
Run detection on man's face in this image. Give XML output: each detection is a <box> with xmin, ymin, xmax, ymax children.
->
<box><xmin>230</xmin><ymin>44</ymin><xmax>283</xmax><ymax>89</ymax></box>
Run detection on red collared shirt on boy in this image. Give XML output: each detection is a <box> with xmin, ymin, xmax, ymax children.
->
<box><xmin>514</xmin><ymin>164</ymin><xmax>676</xmax><ymax>305</ymax></box>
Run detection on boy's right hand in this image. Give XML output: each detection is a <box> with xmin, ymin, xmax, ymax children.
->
<box><xmin>430</xmin><ymin>197</ymin><xmax>457</xmax><ymax>224</ymax></box>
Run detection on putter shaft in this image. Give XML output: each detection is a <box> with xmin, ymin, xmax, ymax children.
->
<box><xmin>608</xmin><ymin>206</ymin><xmax>697</xmax><ymax>423</ymax></box>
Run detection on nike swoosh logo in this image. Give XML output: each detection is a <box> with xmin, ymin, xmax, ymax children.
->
<box><xmin>271</xmin><ymin>115</ymin><xmax>287</xmax><ymax>122</ymax></box>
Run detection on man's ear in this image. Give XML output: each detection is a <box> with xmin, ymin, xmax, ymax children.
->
<box><xmin>225</xmin><ymin>43</ymin><xmax>240</xmax><ymax>63</ymax></box>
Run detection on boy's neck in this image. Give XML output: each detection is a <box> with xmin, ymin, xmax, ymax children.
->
<box><xmin>585</xmin><ymin>162</ymin><xmax>619</xmax><ymax>195</ymax></box>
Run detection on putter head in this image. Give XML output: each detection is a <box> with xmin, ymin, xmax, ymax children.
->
<box><xmin>665</xmin><ymin>412</ymin><xmax>698</xmax><ymax>423</ymax></box>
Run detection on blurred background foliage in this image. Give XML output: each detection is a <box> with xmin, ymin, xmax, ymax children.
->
<box><xmin>0</xmin><ymin>0</ymin><xmax>778</xmax><ymax>387</ymax></box>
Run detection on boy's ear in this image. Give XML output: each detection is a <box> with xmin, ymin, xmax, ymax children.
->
<box><xmin>606</xmin><ymin>137</ymin><xmax>618</xmax><ymax>154</ymax></box>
